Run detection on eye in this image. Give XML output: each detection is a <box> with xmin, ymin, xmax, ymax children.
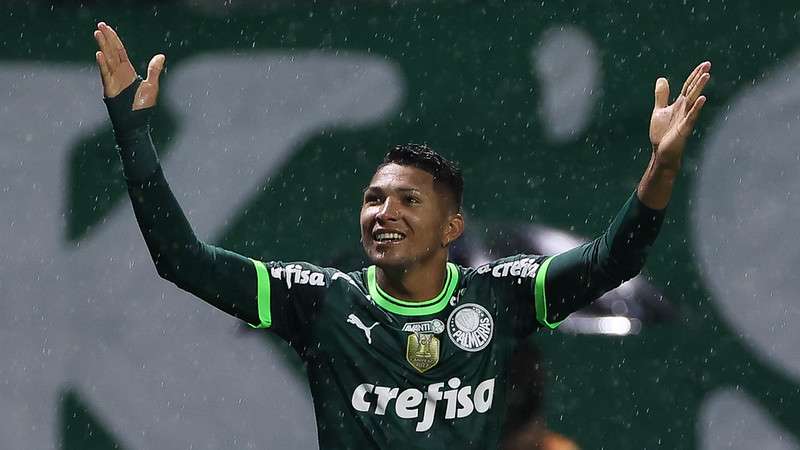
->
<box><xmin>405</xmin><ymin>195</ymin><xmax>421</xmax><ymax>205</ymax></box>
<box><xmin>364</xmin><ymin>193</ymin><xmax>383</xmax><ymax>205</ymax></box>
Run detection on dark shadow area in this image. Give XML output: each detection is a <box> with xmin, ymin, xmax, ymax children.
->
<box><xmin>60</xmin><ymin>387</ymin><xmax>124</xmax><ymax>450</ymax></box>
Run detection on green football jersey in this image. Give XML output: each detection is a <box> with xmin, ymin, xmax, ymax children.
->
<box><xmin>248</xmin><ymin>255</ymin><xmax>552</xmax><ymax>449</ymax></box>
<box><xmin>106</xmin><ymin>84</ymin><xmax>665</xmax><ymax>450</ymax></box>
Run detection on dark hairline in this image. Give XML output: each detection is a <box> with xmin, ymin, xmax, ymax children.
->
<box><xmin>373</xmin><ymin>161</ymin><xmax>462</xmax><ymax>213</ymax></box>
<box><xmin>377</xmin><ymin>143</ymin><xmax>464</xmax><ymax>213</ymax></box>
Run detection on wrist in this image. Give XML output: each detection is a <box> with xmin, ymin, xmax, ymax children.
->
<box><xmin>103</xmin><ymin>77</ymin><xmax>152</xmax><ymax>139</ymax></box>
<box><xmin>636</xmin><ymin>152</ymin><xmax>679</xmax><ymax>210</ymax></box>
<box><xmin>649</xmin><ymin>149</ymin><xmax>681</xmax><ymax>179</ymax></box>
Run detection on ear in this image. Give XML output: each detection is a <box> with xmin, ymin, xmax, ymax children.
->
<box><xmin>442</xmin><ymin>213</ymin><xmax>464</xmax><ymax>247</ymax></box>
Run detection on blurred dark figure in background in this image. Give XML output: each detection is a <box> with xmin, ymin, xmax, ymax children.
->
<box><xmin>502</xmin><ymin>339</ymin><xmax>580</xmax><ymax>450</ymax></box>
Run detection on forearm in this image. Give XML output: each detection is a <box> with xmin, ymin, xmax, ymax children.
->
<box><xmin>541</xmin><ymin>191</ymin><xmax>664</xmax><ymax>324</ymax></box>
<box><xmin>534</xmin><ymin>62</ymin><xmax>707</xmax><ymax>327</ymax></box>
<box><xmin>106</xmin><ymin>82</ymin><xmax>259</xmax><ymax>323</ymax></box>
<box><xmin>105</xmin><ymin>78</ymin><xmax>200</xmax><ymax>280</ymax></box>
<box><xmin>125</xmin><ymin>166</ymin><xmax>205</xmax><ymax>285</ymax></box>
<box><xmin>126</xmin><ymin>169</ymin><xmax>259</xmax><ymax>322</ymax></box>
<box><xmin>636</xmin><ymin>149</ymin><xmax>680</xmax><ymax>210</ymax></box>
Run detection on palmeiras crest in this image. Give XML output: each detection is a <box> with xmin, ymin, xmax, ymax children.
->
<box><xmin>447</xmin><ymin>303</ymin><xmax>494</xmax><ymax>352</ymax></box>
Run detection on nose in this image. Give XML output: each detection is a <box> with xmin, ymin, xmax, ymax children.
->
<box><xmin>376</xmin><ymin>197</ymin><xmax>400</xmax><ymax>222</ymax></box>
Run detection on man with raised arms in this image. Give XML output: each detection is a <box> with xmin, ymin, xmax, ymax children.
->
<box><xmin>93</xmin><ymin>21</ymin><xmax>710</xmax><ymax>449</ymax></box>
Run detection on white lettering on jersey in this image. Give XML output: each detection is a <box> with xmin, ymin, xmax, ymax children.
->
<box><xmin>351</xmin><ymin>383</ymin><xmax>374</xmax><ymax>412</ymax></box>
<box><xmin>489</xmin><ymin>257</ymin><xmax>540</xmax><ymax>279</ymax></box>
<box><xmin>347</xmin><ymin>314</ymin><xmax>379</xmax><ymax>344</ymax></box>
<box><xmin>350</xmin><ymin>377</ymin><xmax>495</xmax><ymax>432</ymax></box>
<box><xmin>271</xmin><ymin>264</ymin><xmax>325</xmax><ymax>289</ymax></box>
<box><xmin>402</xmin><ymin>319</ymin><xmax>445</xmax><ymax>334</ymax></box>
<box><xmin>332</xmin><ymin>270</ymin><xmax>360</xmax><ymax>289</ymax></box>
<box><xmin>449</xmin><ymin>287</ymin><xmax>467</xmax><ymax>307</ymax></box>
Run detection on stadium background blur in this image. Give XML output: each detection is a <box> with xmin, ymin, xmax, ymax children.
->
<box><xmin>1</xmin><ymin>1</ymin><xmax>799</xmax><ymax>449</ymax></box>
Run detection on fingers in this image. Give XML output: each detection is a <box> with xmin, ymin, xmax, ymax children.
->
<box><xmin>95</xmin><ymin>51</ymin><xmax>111</xmax><ymax>87</ymax></box>
<box><xmin>98</xmin><ymin>22</ymin><xmax>129</xmax><ymax>65</ymax></box>
<box><xmin>93</xmin><ymin>29</ymin><xmax>115</xmax><ymax>75</ymax></box>
<box><xmin>679</xmin><ymin>95</ymin><xmax>707</xmax><ymax>136</ymax></box>
<box><xmin>682</xmin><ymin>61</ymin><xmax>711</xmax><ymax>98</ymax></box>
<box><xmin>654</xmin><ymin>77</ymin><xmax>669</xmax><ymax>109</ymax></box>
<box><xmin>145</xmin><ymin>54</ymin><xmax>166</xmax><ymax>86</ymax></box>
<box><xmin>685</xmin><ymin>72</ymin><xmax>710</xmax><ymax>109</ymax></box>
<box><xmin>680</xmin><ymin>63</ymin><xmax>701</xmax><ymax>96</ymax></box>
<box><xmin>93</xmin><ymin>29</ymin><xmax>110</xmax><ymax>61</ymax></box>
<box><xmin>681</xmin><ymin>61</ymin><xmax>709</xmax><ymax>96</ymax></box>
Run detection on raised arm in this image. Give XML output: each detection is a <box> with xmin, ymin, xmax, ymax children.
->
<box><xmin>93</xmin><ymin>22</ymin><xmax>260</xmax><ymax>325</ymax></box>
<box><xmin>534</xmin><ymin>62</ymin><xmax>711</xmax><ymax>328</ymax></box>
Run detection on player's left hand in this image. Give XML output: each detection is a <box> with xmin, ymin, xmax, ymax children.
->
<box><xmin>648</xmin><ymin>61</ymin><xmax>711</xmax><ymax>171</ymax></box>
<box><xmin>93</xmin><ymin>21</ymin><xmax>165</xmax><ymax>111</ymax></box>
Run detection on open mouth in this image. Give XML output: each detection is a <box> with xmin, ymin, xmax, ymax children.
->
<box><xmin>373</xmin><ymin>231</ymin><xmax>406</xmax><ymax>244</ymax></box>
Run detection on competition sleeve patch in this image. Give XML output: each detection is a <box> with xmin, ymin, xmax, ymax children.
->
<box><xmin>534</xmin><ymin>256</ymin><xmax>564</xmax><ymax>330</ymax></box>
<box><xmin>249</xmin><ymin>259</ymin><xmax>272</xmax><ymax>329</ymax></box>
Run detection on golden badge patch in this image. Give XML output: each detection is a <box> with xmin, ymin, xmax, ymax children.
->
<box><xmin>406</xmin><ymin>332</ymin><xmax>440</xmax><ymax>373</ymax></box>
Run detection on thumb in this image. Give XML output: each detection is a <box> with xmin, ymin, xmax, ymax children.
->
<box><xmin>654</xmin><ymin>77</ymin><xmax>669</xmax><ymax>109</ymax></box>
<box><xmin>132</xmin><ymin>54</ymin><xmax>166</xmax><ymax>111</ymax></box>
<box><xmin>145</xmin><ymin>54</ymin><xmax>166</xmax><ymax>86</ymax></box>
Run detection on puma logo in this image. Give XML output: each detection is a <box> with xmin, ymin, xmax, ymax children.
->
<box><xmin>347</xmin><ymin>314</ymin><xmax>379</xmax><ymax>345</ymax></box>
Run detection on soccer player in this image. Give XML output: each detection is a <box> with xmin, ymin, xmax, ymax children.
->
<box><xmin>93</xmin><ymin>21</ymin><xmax>709</xmax><ymax>449</ymax></box>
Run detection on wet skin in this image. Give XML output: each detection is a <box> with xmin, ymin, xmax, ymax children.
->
<box><xmin>360</xmin><ymin>163</ymin><xmax>463</xmax><ymax>300</ymax></box>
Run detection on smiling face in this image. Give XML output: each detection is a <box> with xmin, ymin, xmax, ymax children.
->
<box><xmin>360</xmin><ymin>163</ymin><xmax>463</xmax><ymax>270</ymax></box>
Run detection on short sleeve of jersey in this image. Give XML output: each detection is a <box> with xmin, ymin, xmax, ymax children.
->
<box><xmin>468</xmin><ymin>254</ymin><xmax>550</xmax><ymax>338</ymax></box>
<box><xmin>248</xmin><ymin>260</ymin><xmax>333</xmax><ymax>348</ymax></box>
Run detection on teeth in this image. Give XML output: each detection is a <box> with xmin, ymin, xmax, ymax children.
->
<box><xmin>375</xmin><ymin>232</ymin><xmax>404</xmax><ymax>242</ymax></box>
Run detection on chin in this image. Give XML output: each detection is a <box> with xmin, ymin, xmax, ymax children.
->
<box><xmin>363</xmin><ymin>245</ymin><xmax>412</xmax><ymax>269</ymax></box>
<box><xmin>367</xmin><ymin>247</ymin><xmax>443</xmax><ymax>272</ymax></box>
<box><xmin>366</xmin><ymin>251</ymin><xmax>407</xmax><ymax>269</ymax></box>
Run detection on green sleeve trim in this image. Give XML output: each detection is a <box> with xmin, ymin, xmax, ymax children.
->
<box><xmin>367</xmin><ymin>263</ymin><xmax>459</xmax><ymax>316</ymax></box>
<box><xmin>534</xmin><ymin>256</ymin><xmax>564</xmax><ymax>330</ymax></box>
<box><xmin>248</xmin><ymin>259</ymin><xmax>272</xmax><ymax>329</ymax></box>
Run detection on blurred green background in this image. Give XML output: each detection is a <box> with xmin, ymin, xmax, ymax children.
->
<box><xmin>3</xmin><ymin>1</ymin><xmax>799</xmax><ymax>448</ymax></box>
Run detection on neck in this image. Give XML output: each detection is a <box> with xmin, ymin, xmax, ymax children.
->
<box><xmin>376</xmin><ymin>254</ymin><xmax>448</xmax><ymax>302</ymax></box>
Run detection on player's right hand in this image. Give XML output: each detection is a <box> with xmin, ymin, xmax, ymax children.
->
<box><xmin>93</xmin><ymin>22</ymin><xmax>165</xmax><ymax>111</ymax></box>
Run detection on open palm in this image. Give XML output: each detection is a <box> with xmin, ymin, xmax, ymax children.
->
<box><xmin>93</xmin><ymin>22</ymin><xmax>165</xmax><ymax>110</ymax></box>
<box><xmin>649</xmin><ymin>61</ymin><xmax>711</xmax><ymax>169</ymax></box>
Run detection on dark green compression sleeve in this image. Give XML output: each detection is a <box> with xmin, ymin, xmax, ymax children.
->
<box><xmin>535</xmin><ymin>191</ymin><xmax>665</xmax><ymax>328</ymax></box>
<box><xmin>104</xmin><ymin>80</ymin><xmax>260</xmax><ymax>325</ymax></box>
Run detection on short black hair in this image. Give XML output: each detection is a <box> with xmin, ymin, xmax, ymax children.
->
<box><xmin>379</xmin><ymin>143</ymin><xmax>463</xmax><ymax>212</ymax></box>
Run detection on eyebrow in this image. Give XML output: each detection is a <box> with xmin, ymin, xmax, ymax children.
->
<box><xmin>362</xmin><ymin>186</ymin><xmax>424</xmax><ymax>196</ymax></box>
